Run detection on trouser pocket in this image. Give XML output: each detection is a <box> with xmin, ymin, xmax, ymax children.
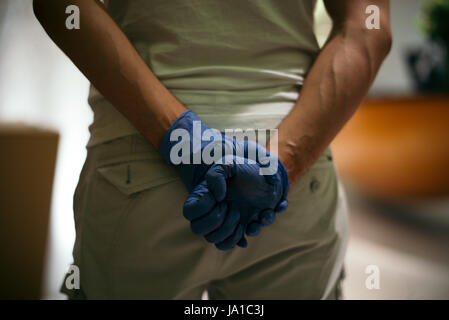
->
<box><xmin>70</xmin><ymin>134</ymin><xmax>187</xmax><ymax>298</ymax></box>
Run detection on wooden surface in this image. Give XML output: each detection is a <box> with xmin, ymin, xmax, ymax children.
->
<box><xmin>0</xmin><ymin>124</ymin><xmax>59</xmax><ymax>299</ymax></box>
<box><xmin>331</xmin><ymin>96</ymin><xmax>449</xmax><ymax>199</ymax></box>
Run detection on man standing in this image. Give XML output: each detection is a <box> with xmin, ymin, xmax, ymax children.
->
<box><xmin>34</xmin><ymin>0</ymin><xmax>391</xmax><ymax>299</ymax></box>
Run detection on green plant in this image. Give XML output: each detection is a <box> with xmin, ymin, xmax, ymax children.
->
<box><xmin>421</xmin><ymin>0</ymin><xmax>449</xmax><ymax>48</ymax></box>
<box><xmin>419</xmin><ymin>0</ymin><xmax>449</xmax><ymax>92</ymax></box>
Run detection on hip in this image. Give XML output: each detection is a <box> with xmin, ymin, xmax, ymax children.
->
<box><xmin>72</xmin><ymin>133</ymin><xmax>348</xmax><ymax>297</ymax></box>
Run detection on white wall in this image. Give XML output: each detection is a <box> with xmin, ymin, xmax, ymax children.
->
<box><xmin>0</xmin><ymin>0</ymin><xmax>92</xmax><ymax>299</ymax></box>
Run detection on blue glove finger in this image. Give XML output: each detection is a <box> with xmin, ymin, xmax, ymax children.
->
<box><xmin>246</xmin><ymin>221</ymin><xmax>262</xmax><ymax>237</ymax></box>
<box><xmin>263</xmin><ymin>172</ymin><xmax>280</xmax><ymax>185</ymax></box>
<box><xmin>183</xmin><ymin>181</ymin><xmax>216</xmax><ymax>221</ymax></box>
<box><xmin>236</xmin><ymin>236</ymin><xmax>248</xmax><ymax>248</ymax></box>
<box><xmin>205</xmin><ymin>162</ymin><xmax>235</xmax><ymax>202</ymax></box>
<box><xmin>205</xmin><ymin>207</ymin><xmax>240</xmax><ymax>243</ymax></box>
<box><xmin>190</xmin><ymin>202</ymin><xmax>227</xmax><ymax>236</ymax></box>
<box><xmin>215</xmin><ymin>223</ymin><xmax>244</xmax><ymax>251</ymax></box>
<box><xmin>260</xmin><ymin>208</ymin><xmax>276</xmax><ymax>226</ymax></box>
<box><xmin>274</xmin><ymin>199</ymin><xmax>288</xmax><ymax>214</ymax></box>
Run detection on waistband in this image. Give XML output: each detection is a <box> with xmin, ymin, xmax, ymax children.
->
<box><xmin>88</xmin><ymin>132</ymin><xmax>333</xmax><ymax>171</ymax></box>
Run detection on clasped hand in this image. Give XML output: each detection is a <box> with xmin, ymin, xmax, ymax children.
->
<box><xmin>158</xmin><ymin>110</ymin><xmax>289</xmax><ymax>250</ymax></box>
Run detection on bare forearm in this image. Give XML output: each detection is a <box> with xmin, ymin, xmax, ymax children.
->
<box><xmin>275</xmin><ymin>3</ymin><xmax>392</xmax><ymax>185</ymax></box>
<box><xmin>33</xmin><ymin>0</ymin><xmax>186</xmax><ymax>147</ymax></box>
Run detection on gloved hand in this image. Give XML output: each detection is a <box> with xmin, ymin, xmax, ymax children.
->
<box><xmin>158</xmin><ymin>110</ymin><xmax>227</xmax><ymax>192</ymax></box>
<box><xmin>159</xmin><ymin>110</ymin><xmax>289</xmax><ymax>250</ymax></box>
<box><xmin>158</xmin><ymin>110</ymin><xmax>229</xmax><ymax>239</ymax></box>
<box><xmin>158</xmin><ymin>110</ymin><xmax>248</xmax><ymax>246</ymax></box>
<box><xmin>184</xmin><ymin>142</ymin><xmax>289</xmax><ymax>250</ymax></box>
<box><xmin>183</xmin><ymin>181</ymin><xmax>248</xmax><ymax>249</ymax></box>
<box><xmin>209</xmin><ymin>151</ymin><xmax>289</xmax><ymax>231</ymax></box>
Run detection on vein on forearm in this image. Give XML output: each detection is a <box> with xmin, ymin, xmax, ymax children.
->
<box><xmin>276</xmin><ymin>24</ymin><xmax>391</xmax><ymax>184</ymax></box>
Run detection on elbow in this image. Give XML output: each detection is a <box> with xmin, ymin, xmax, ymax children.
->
<box><xmin>358</xmin><ymin>26</ymin><xmax>393</xmax><ymax>61</ymax></box>
<box><xmin>377</xmin><ymin>27</ymin><xmax>393</xmax><ymax>58</ymax></box>
<box><xmin>333</xmin><ymin>22</ymin><xmax>393</xmax><ymax>60</ymax></box>
<box><xmin>368</xmin><ymin>15</ymin><xmax>393</xmax><ymax>58</ymax></box>
<box><xmin>32</xmin><ymin>0</ymin><xmax>54</xmax><ymax>23</ymax></box>
<box><xmin>32</xmin><ymin>0</ymin><xmax>44</xmax><ymax>21</ymax></box>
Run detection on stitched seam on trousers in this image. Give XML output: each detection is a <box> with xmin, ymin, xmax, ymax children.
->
<box><xmin>116</xmin><ymin>176</ymin><xmax>180</xmax><ymax>195</ymax></box>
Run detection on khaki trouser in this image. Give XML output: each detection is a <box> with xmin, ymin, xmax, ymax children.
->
<box><xmin>62</xmin><ymin>133</ymin><xmax>348</xmax><ymax>299</ymax></box>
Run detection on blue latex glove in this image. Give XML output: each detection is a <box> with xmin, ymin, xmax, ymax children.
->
<box><xmin>158</xmin><ymin>110</ymin><xmax>226</xmax><ymax>192</ymax></box>
<box><xmin>159</xmin><ymin>110</ymin><xmax>289</xmax><ymax>250</ymax></box>
<box><xmin>184</xmin><ymin>143</ymin><xmax>289</xmax><ymax>250</ymax></box>
<box><xmin>184</xmin><ymin>181</ymin><xmax>249</xmax><ymax>249</ymax></box>
<box><xmin>158</xmin><ymin>110</ymin><xmax>247</xmax><ymax>246</ymax></box>
<box><xmin>206</xmin><ymin>152</ymin><xmax>289</xmax><ymax>250</ymax></box>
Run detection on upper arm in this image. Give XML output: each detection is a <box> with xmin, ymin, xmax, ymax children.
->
<box><xmin>33</xmin><ymin>0</ymin><xmax>107</xmax><ymax>22</ymax></box>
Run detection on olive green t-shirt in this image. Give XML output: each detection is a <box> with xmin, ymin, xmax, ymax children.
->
<box><xmin>87</xmin><ymin>0</ymin><xmax>320</xmax><ymax>146</ymax></box>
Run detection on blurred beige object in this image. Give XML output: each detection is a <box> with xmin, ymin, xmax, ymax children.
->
<box><xmin>331</xmin><ymin>96</ymin><xmax>449</xmax><ymax>199</ymax></box>
<box><xmin>0</xmin><ymin>123</ymin><xmax>59</xmax><ymax>299</ymax></box>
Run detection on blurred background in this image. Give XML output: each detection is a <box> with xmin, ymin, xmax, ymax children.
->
<box><xmin>0</xmin><ymin>0</ymin><xmax>448</xmax><ymax>299</ymax></box>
